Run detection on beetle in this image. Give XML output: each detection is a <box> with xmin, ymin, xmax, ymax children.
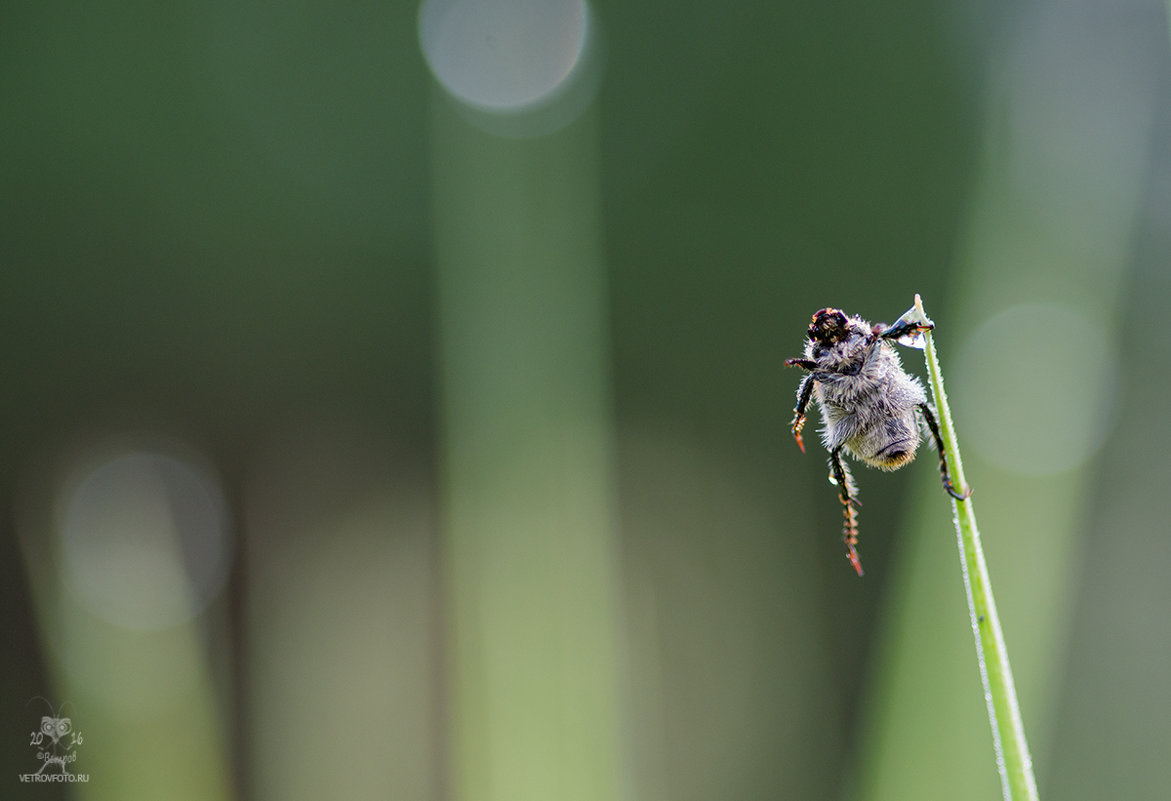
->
<box><xmin>785</xmin><ymin>307</ymin><xmax>969</xmax><ymax>575</ymax></box>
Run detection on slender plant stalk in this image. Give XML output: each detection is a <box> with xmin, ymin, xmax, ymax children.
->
<box><xmin>912</xmin><ymin>294</ymin><xmax>1039</xmax><ymax>801</ymax></box>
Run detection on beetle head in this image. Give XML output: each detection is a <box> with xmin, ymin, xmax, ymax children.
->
<box><xmin>807</xmin><ymin>308</ymin><xmax>851</xmax><ymax>346</ymax></box>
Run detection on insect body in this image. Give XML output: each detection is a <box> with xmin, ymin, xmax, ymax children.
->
<box><xmin>784</xmin><ymin>307</ymin><xmax>969</xmax><ymax>575</ymax></box>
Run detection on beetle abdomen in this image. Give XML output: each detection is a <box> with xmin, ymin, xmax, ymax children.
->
<box><xmin>849</xmin><ymin>415</ymin><xmax>922</xmax><ymax>470</ymax></box>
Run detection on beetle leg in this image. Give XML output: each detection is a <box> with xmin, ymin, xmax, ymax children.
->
<box><xmin>879</xmin><ymin>317</ymin><xmax>933</xmax><ymax>341</ymax></box>
<box><xmin>919</xmin><ymin>404</ymin><xmax>972</xmax><ymax>500</ymax></box>
<box><xmin>789</xmin><ymin>374</ymin><xmax>815</xmax><ymax>452</ymax></box>
<box><xmin>830</xmin><ymin>447</ymin><xmax>863</xmax><ymax>576</ymax></box>
<box><xmin>784</xmin><ymin>358</ymin><xmax>817</xmax><ymax>370</ymax></box>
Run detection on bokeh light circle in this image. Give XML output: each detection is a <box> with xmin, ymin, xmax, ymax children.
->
<box><xmin>57</xmin><ymin>447</ymin><xmax>233</xmax><ymax>631</ymax></box>
<box><xmin>953</xmin><ymin>302</ymin><xmax>1118</xmax><ymax>476</ymax></box>
<box><xmin>418</xmin><ymin>0</ymin><xmax>591</xmax><ymax>112</ymax></box>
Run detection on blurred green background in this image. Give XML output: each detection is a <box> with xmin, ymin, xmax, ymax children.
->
<box><xmin>3</xmin><ymin>1</ymin><xmax>1170</xmax><ymax>799</ymax></box>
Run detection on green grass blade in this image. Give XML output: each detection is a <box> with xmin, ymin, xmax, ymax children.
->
<box><xmin>913</xmin><ymin>294</ymin><xmax>1040</xmax><ymax>801</ymax></box>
